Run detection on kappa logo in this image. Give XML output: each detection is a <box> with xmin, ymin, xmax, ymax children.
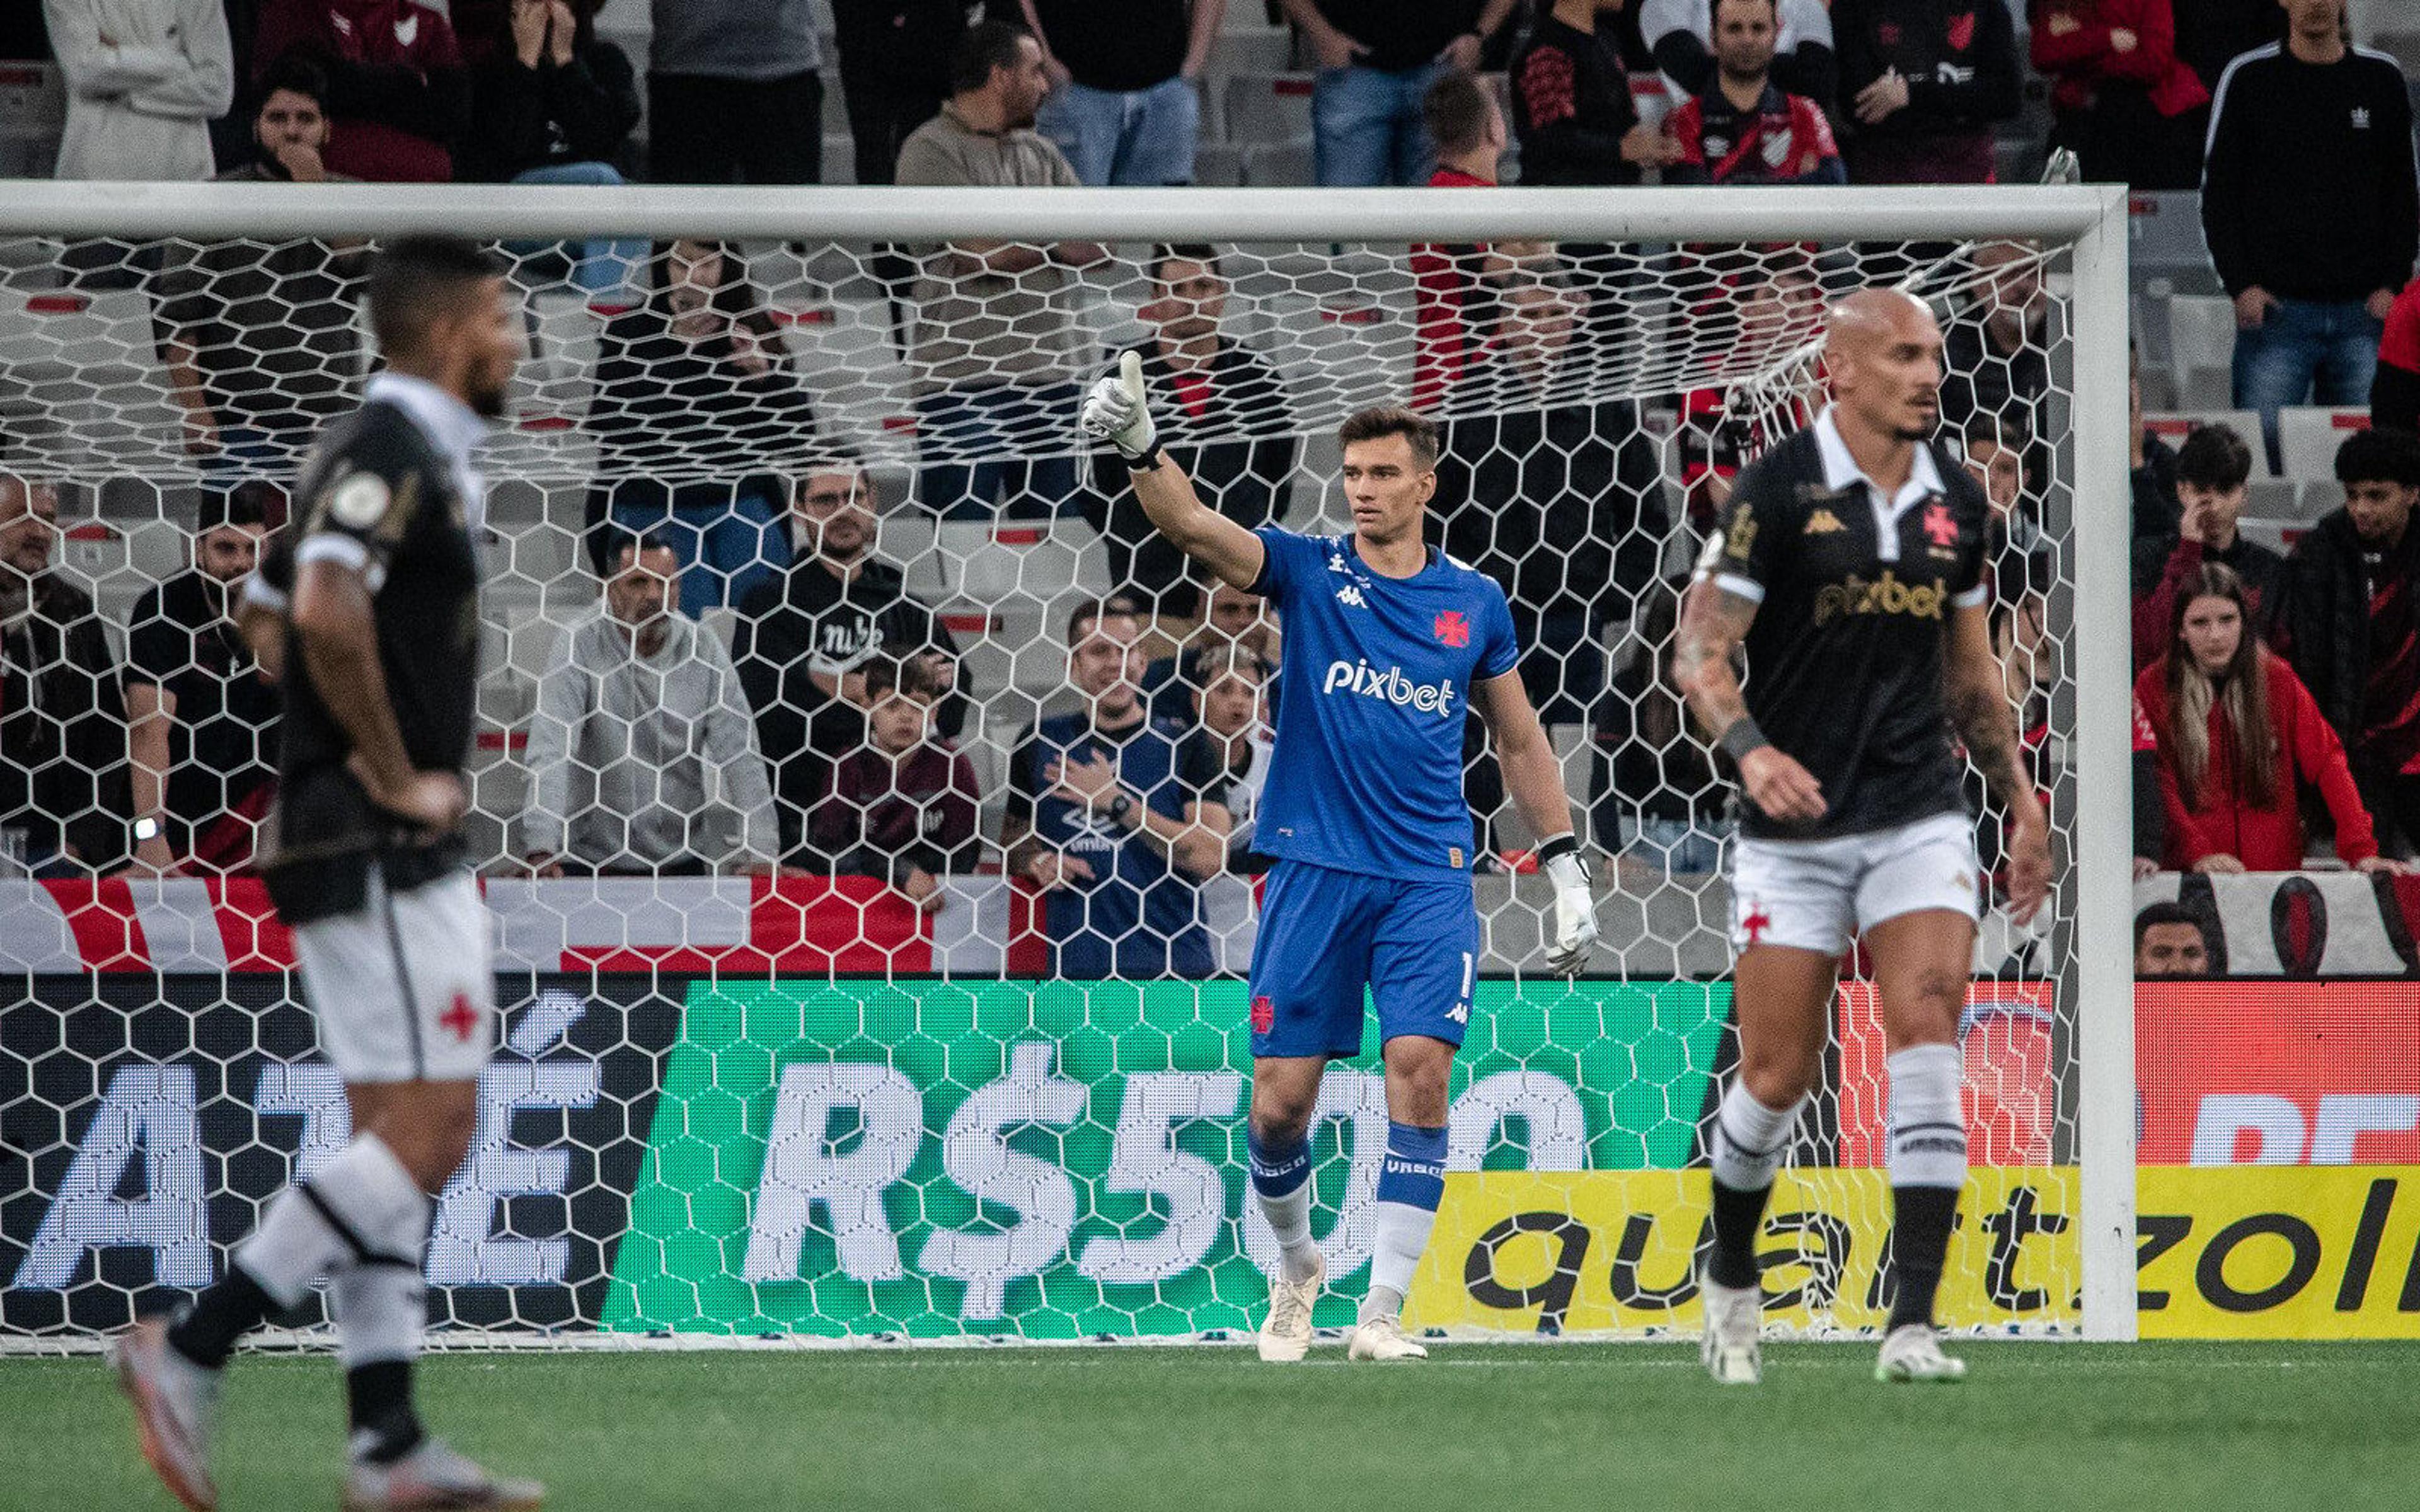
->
<box><xmin>1337</xmin><ymin>584</ymin><xmax>1368</xmax><ymax>609</ymax></box>
<box><xmin>1804</xmin><ymin>508</ymin><xmax>1847</xmax><ymax>535</ymax></box>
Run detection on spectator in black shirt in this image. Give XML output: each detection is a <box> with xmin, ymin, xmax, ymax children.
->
<box><xmin>2172</xmin><ymin>0</ymin><xmax>2280</xmax><ymax>94</ymax></box>
<box><xmin>0</xmin><ymin>477</ymin><xmax>128</xmax><ymax>875</ymax></box>
<box><xmin>1639</xmin><ymin>0</ymin><xmax>1836</xmax><ymax>113</ymax></box>
<box><xmin>1023</xmin><ymin>0</ymin><xmax>1219</xmax><ymax>185</ymax></box>
<box><xmin>2131</xmin><ymin>423</ymin><xmax>2284</xmax><ymax>673</ymax></box>
<box><xmin>2199</xmin><ymin>1</ymin><xmax>2419</xmax><ymax>469</ymax></box>
<box><xmin>733</xmin><ymin>461</ymin><xmax>969</xmax><ymax>857</ymax></box>
<box><xmin>464</xmin><ymin>0</ymin><xmax>642</xmax><ymax>294</ymax></box>
<box><xmin>2131</xmin><ymin>342</ymin><xmax>2182</xmax><ymax>546</ymax></box>
<box><xmin>1830</xmin><ymin>0</ymin><xmax>2021</xmax><ymax>183</ymax></box>
<box><xmin>1083</xmin><ymin>246</ymin><xmax>1297</xmax><ymax>617</ymax></box>
<box><xmin>831</xmin><ymin>1</ymin><xmax>967</xmax><ymax>186</ymax></box>
<box><xmin>1940</xmin><ymin>241</ymin><xmax>2054</xmax><ymax>459</ymax></box>
<box><xmin>125</xmin><ymin>484</ymin><xmax>281</xmax><ymax>877</ymax></box>
<box><xmin>1277</xmin><ymin>0</ymin><xmax>1516</xmax><ymax>185</ymax></box>
<box><xmin>584</xmin><ymin>239</ymin><xmax>819</xmax><ymax>610</ymax></box>
<box><xmin>1510</xmin><ymin>0</ymin><xmax>1681</xmax><ymax>188</ymax></box>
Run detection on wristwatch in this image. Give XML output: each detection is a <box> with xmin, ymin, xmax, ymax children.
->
<box><xmin>1107</xmin><ymin>794</ymin><xmax>1135</xmax><ymax>824</ymax></box>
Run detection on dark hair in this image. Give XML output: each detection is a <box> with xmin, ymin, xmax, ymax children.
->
<box><xmin>2335</xmin><ymin>425</ymin><xmax>2420</xmax><ymax>489</ymax></box>
<box><xmin>1152</xmin><ymin>244</ymin><xmax>1224</xmax><ymax>284</ymax></box>
<box><xmin>366</xmin><ymin>236</ymin><xmax>503</xmax><ymax>360</ymax></box>
<box><xmin>199</xmin><ymin>480</ymin><xmax>277</xmax><ymax>534</ymax></box>
<box><xmin>865</xmin><ymin>650</ymin><xmax>945</xmax><ymax>703</ymax></box>
<box><xmin>1712</xmin><ymin>0</ymin><xmax>1780</xmax><ymax>23</ymax></box>
<box><xmin>2133</xmin><ymin>901</ymin><xmax>2207</xmax><ymax>951</ymax></box>
<box><xmin>2175</xmin><ymin>424</ymin><xmax>2254</xmax><ymax>493</ymax></box>
<box><xmin>1421</xmin><ymin>71</ymin><xmax>1495</xmax><ymax>157</ymax></box>
<box><xmin>1066</xmin><ymin>593</ymin><xmax>1142</xmax><ymax>644</ymax></box>
<box><xmin>1337</xmin><ymin>406</ymin><xmax>1441</xmax><ymax>471</ymax></box>
<box><xmin>1960</xmin><ymin>411</ymin><xmax>2031</xmax><ymax>458</ymax></box>
<box><xmin>254</xmin><ymin>53</ymin><xmax>329</xmax><ymax>113</ymax></box>
<box><xmin>952</xmin><ymin>19</ymin><xmax>1034</xmax><ymax>95</ymax></box>
<box><xmin>609</xmin><ymin>528</ymin><xmax>680</xmax><ymax>568</ymax></box>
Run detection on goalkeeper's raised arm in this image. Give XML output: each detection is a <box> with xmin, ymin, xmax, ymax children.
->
<box><xmin>1080</xmin><ymin>352</ymin><xmax>1267</xmax><ymax>592</ymax></box>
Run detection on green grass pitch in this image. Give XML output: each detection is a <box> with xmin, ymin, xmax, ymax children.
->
<box><xmin>4</xmin><ymin>1341</ymin><xmax>2415</xmax><ymax>1511</ymax></box>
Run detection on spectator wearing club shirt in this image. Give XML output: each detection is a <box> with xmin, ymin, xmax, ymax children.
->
<box><xmin>1829</xmin><ymin>0</ymin><xmax>2020</xmax><ymax>184</ymax></box>
<box><xmin>1509</xmin><ymin>0</ymin><xmax>1682</xmax><ymax>189</ymax></box>
<box><xmin>2375</xmin><ymin>280</ymin><xmax>2420</xmax><ymax>437</ymax></box>
<box><xmin>1662</xmin><ymin>0</ymin><xmax>1843</xmax><ymax>187</ymax></box>
<box><xmin>2138</xmin><ymin>562</ymin><xmax>2401</xmax><ymax>875</ymax></box>
<box><xmin>2028</xmin><ymin>0</ymin><xmax>2207</xmax><ymax>190</ymax></box>
<box><xmin>2131</xmin><ymin>424</ymin><xmax>2283</xmax><ymax>673</ymax></box>
<box><xmin>253</xmin><ymin>0</ymin><xmax>470</xmax><ymax>181</ymax></box>
<box><xmin>1639</xmin><ymin>0</ymin><xmax>1835</xmax><ymax>114</ymax></box>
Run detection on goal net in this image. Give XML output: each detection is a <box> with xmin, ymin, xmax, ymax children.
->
<box><xmin>0</xmin><ymin>183</ymin><xmax>2135</xmax><ymax>1349</ymax></box>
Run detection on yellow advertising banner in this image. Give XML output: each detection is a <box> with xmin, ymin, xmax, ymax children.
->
<box><xmin>1403</xmin><ymin>1167</ymin><xmax>2420</xmax><ymax>1340</ymax></box>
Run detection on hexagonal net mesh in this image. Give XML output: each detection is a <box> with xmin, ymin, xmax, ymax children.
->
<box><xmin>0</xmin><ymin>195</ymin><xmax>2123</xmax><ymax>1348</ymax></box>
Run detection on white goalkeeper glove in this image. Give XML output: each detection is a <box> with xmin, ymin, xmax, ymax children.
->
<box><xmin>1540</xmin><ymin>836</ymin><xmax>1598</xmax><ymax>980</ymax></box>
<box><xmin>1080</xmin><ymin>350</ymin><xmax>1159</xmax><ymax>462</ymax></box>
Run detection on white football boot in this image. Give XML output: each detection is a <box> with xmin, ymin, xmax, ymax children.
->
<box><xmin>343</xmin><ymin>1437</ymin><xmax>545</xmax><ymax>1511</ymax></box>
<box><xmin>1257</xmin><ymin>1252</ymin><xmax>1325</xmax><ymax>1362</ymax></box>
<box><xmin>1345</xmin><ymin>1314</ymin><xmax>1429</xmax><ymax>1362</ymax></box>
<box><xmin>1875</xmin><ymin>1323</ymin><xmax>1968</xmax><ymax>1383</ymax></box>
<box><xmin>1699</xmin><ymin>1275</ymin><xmax>1763</xmax><ymax>1386</ymax></box>
<box><xmin>112</xmin><ymin>1316</ymin><xmax>222</xmax><ymax>1512</ymax></box>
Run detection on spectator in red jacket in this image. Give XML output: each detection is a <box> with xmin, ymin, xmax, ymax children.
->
<box><xmin>2136</xmin><ymin>562</ymin><xmax>2400</xmax><ymax>874</ymax></box>
<box><xmin>807</xmin><ymin>652</ymin><xmax>982</xmax><ymax>908</ymax></box>
<box><xmin>2132</xmin><ymin>423</ymin><xmax>2283</xmax><ymax>672</ymax></box>
<box><xmin>2375</xmin><ymin>278</ymin><xmax>2420</xmax><ymax>436</ymax></box>
<box><xmin>253</xmin><ymin>0</ymin><xmax>470</xmax><ymax>181</ymax></box>
<box><xmin>1830</xmin><ymin>0</ymin><xmax>2021</xmax><ymax>184</ymax></box>
<box><xmin>2028</xmin><ymin>0</ymin><xmax>2206</xmax><ymax>189</ymax></box>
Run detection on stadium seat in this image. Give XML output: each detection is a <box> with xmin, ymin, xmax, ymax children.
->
<box><xmin>2296</xmin><ymin>479</ymin><xmax>2347</xmax><ymax>523</ymax></box>
<box><xmin>2275</xmin><ymin>406</ymin><xmax>2369</xmax><ymax>483</ymax></box>
<box><xmin>2144</xmin><ymin>410</ymin><xmax>2271</xmax><ymax>477</ymax></box>
<box><xmin>2376</xmin><ymin>30</ymin><xmax>2420</xmax><ymax>76</ymax></box>
<box><xmin>2164</xmin><ymin>295</ymin><xmax>2236</xmax><ymax>411</ymax></box>
<box><xmin>1240</xmin><ymin>137</ymin><xmax>1314</xmax><ymax>186</ymax></box>
<box><xmin>0</xmin><ymin>61</ymin><xmax>64</xmax><ymax>178</ymax></box>
<box><xmin>1196</xmin><ymin>141</ymin><xmax>1244</xmax><ymax>187</ymax></box>
<box><xmin>1628</xmin><ymin>74</ymin><xmax>1674</xmax><ymax>134</ymax></box>
<box><xmin>2233</xmin><ymin>517</ymin><xmax>2295</xmax><ymax>558</ymax></box>
<box><xmin>914</xmin><ymin>520</ymin><xmax>1110</xmax><ymax>606</ymax></box>
<box><xmin>1213</xmin><ymin>26</ymin><xmax>1296</xmax><ymax>77</ymax></box>
<box><xmin>1224</xmin><ymin>73</ymin><xmax>1314</xmax><ymax>146</ymax></box>
<box><xmin>2126</xmin><ymin>192</ymin><xmax>2214</xmax><ymax>286</ymax></box>
<box><xmin>1252</xmin><ymin>292</ymin><xmax>1411</xmax><ymax>424</ymax></box>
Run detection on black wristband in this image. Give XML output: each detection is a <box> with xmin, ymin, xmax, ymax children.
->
<box><xmin>1537</xmin><ymin>832</ymin><xmax>1582</xmax><ymax>866</ymax></box>
<box><xmin>1717</xmin><ymin>715</ymin><xmax>1770</xmax><ymax>762</ymax></box>
<box><xmin>1126</xmin><ymin>441</ymin><xmax>1165</xmax><ymax>472</ymax></box>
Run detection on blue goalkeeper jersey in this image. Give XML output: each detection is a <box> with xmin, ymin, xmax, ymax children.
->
<box><xmin>1248</xmin><ymin>526</ymin><xmax>1520</xmax><ymax>881</ymax></box>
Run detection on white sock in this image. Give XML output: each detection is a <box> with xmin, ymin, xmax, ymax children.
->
<box><xmin>1364</xmin><ymin>1201</ymin><xmax>1439</xmax><ymax>1322</ymax></box>
<box><xmin>333</xmin><ymin>1260</ymin><xmax>427</xmax><ymax>1370</ymax></box>
<box><xmin>1886</xmin><ymin>1043</ymin><xmax>1968</xmax><ymax>1190</ymax></box>
<box><xmin>235</xmin><ymin>1133</ymin><xmax>426</xmax><ymax>1309</ymax></box>
<box><xmin>1250</xmin><ymin>1130</ymin><xmax>1320</xmax><ymax>1283</ymax></box>
<box><xmin>1708</xmin><ymin>1081</ymin><xmax>1806</xmax><ymax>1194</ymax></box>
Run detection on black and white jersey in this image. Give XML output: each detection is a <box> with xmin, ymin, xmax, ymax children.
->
<box><xmin>256</xmin><ymin>372</ymin><xmax>487</xmax><ymax>924</ymax></box>
<box><xmin>1697</xmin><ymin>408</ymin><xmax>1990</xmax><ymax>840</ymax></box>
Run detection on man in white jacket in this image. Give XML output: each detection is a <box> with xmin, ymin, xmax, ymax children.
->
<box><xmin>45</xmin><ymin>0</ymin><xmax>233</xmax><ymax>180</ymax></box>
<box><xmin>521</xmin><ymin>531</ymin><xmax>783</xmax><ymax>876</ymax></box>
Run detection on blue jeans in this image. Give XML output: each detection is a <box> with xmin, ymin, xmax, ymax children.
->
<box><xmin>913</xmin><ymin>382</ymin><xmax>1083</xmax><ymax>520</ymax></box>
<box><xmin>508</xmin><ymin>162</ymin><xmax>647</xmax><ymax>295</ymax></box>
<box><xmin>2231</xmin><ymin>297</ymin><xmax>2383</xmax><ymax>467</ymax></box>
<box><xmin>1039</xmin><ymin>76</ymin><xmax>1200</xmax><ymax>185</ymax></box>
<box><xmin>1312</xmin><ymin>60</ymin><xmax>1444</xmax><ymax>187</ymax></box>
<box><xmin>609</xmin><ymin>488</ymin><xmax>790</xmax><ymax>616</ymax></box>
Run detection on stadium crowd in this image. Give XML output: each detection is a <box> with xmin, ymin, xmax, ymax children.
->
<box><xmin>4</xmin><ymin>0</ymin><xmax>2419</xmax><ymax>973</ymax></box>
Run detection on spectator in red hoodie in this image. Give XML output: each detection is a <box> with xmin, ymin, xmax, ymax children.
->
<box><xmin>807</xmin><ymin>652</ymin><xmax>983</xmax><ymax>909</ymax></box>
<box><xmin>2028</xmin><ymin>0</ymin><xmax>2206</xmax><ymax>190</ymax></box>
<box><xmin>2136</xmin><ymin>562</ymin><xmax>2400</xmax><ymax>874</ymax></box>
<box><xmin>253</xmin><ymin>0</ymin><xmax>470</xmax><ymax>181</ymax></box>
<box><xmin>2375</xmin><ymin>278</ymin><xmax>2420</xmax><ymax>437</ymax></box>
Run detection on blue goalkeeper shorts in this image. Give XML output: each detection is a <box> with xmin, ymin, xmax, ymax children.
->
<box><xmin>1245</xmin><ymin>858</ymin><xmax>1479</xmax><ymax>1060</ymax></box>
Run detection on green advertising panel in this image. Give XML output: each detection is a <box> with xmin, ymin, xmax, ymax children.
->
<box><xmin>603</xmin><ymin>979</ymin><xmax>1727</xmax><ymax>1339</ymax></box>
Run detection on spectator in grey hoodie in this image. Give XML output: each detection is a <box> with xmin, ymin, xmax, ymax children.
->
<box><xmin>521</xmin><ymin>532</ymin><xmax>780</xmax><ymax>876</ymax></box>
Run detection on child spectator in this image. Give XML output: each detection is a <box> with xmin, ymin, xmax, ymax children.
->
<box><xmin>808</xmin><ymin>653</ymin><xmax>982</xmax><ymax>909</ymax></box>
<box><xmin>2131</xmin><ymin>423</ymin><xmax>2283</xmax><ymax>672</ymax></box>
<box><xmin>2136</xmin><ymin>563</ymin><xmax>2401</xmax><ymax>874</ymax></box>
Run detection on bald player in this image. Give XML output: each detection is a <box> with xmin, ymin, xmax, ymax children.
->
<box><xmin>1671</xmin><ymin>289</ymin><xmax>2051</xmax><ymax>1385</ymax></box>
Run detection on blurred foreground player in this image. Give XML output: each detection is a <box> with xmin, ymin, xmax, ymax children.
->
<box><xmin>1083</xmin><ymin>354</ymin><xmax>1600</xmax><ymax>1363</ymax></box>
<box><xmin>112</xmin><ymin>236</ymin><xmax>543</xmax><ymax>1510</ymax></box>
<box><xmin>1671</xmin><ymin>290</ymin><xmax>2050</xmax><ymax>1385</ymax></box>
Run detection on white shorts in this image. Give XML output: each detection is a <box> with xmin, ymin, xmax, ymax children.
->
<box><xmin>1727</xmin><ymin>811</ymin><xmax>1982</xmax><ymax>957</ymax></box>
<box><xmin>291</xmin><ymin>865</ymin><xmax>497</xmax><ymax>1084</ymax></box>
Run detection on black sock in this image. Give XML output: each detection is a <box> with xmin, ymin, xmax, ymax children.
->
<box><xmin>164</xmin><ymin>1266</ymin><xmax>275</xmax><ymax>1370</ymax></box>
<box><xmin>1887</xmin><ymin>1185</ymin><xmax>1959</xmax><ymax>1331</ymax></box>
<box><xmin>347</xmin><ymin>1360</ymin><xmax>426</xmax><ymax>1465</ymax></box>
<box><xmin>1707</xmin><ymin>1178</ymin><xmax>1771</xmax><ymax>1291</ymax></box>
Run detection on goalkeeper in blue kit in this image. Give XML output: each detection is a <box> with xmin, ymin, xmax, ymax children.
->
<box><xmin>1081</xmin><ymin>354</ymin><xmax>1601</xmax><ymax>1361</ymax></box>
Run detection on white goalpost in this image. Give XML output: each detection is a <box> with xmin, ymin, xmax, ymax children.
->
<box><xmin>0</xmin><ymin>181</ymin><xmax>2136</xmax><ymax>1348</ymax></box>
